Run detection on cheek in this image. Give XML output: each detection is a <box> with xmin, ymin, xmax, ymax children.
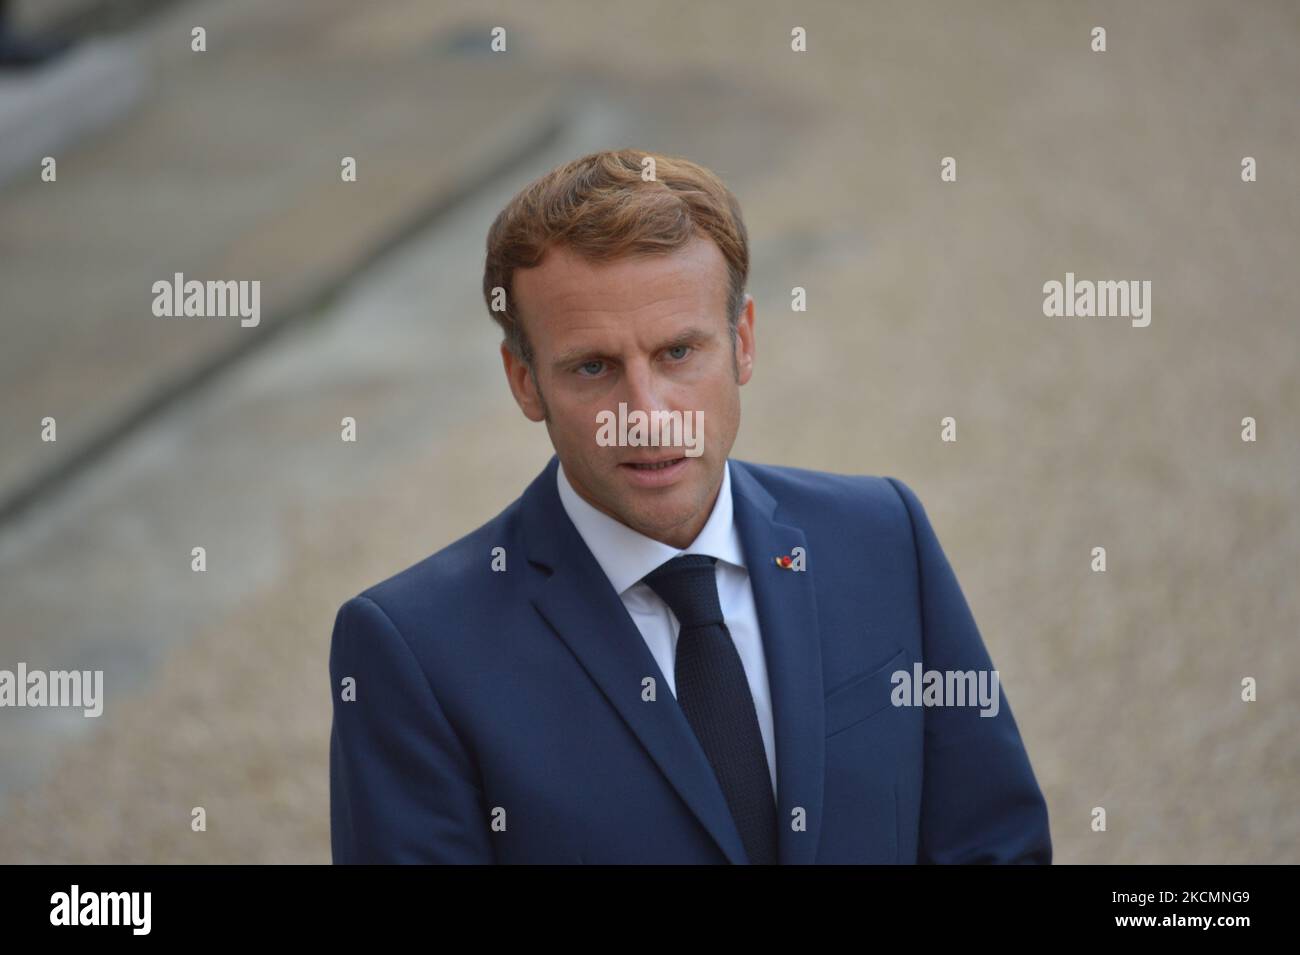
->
<box><xmin>553</xmin><ymin>399</ymin><xmax>597</xmax><ymax>445</ymax></box>
<box><xmin>702</xmin><ymin>384</ymin><xmax>738</xmax><ymax>434</ymax></box>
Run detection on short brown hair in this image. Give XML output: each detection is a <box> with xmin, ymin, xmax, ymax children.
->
<box><xmin>482</xmin><ymin>148</ymin><xmax>749</xmax><ymax>366</ymax></box>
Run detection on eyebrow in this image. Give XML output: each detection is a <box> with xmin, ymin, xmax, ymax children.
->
<box><xmin>551</xmin><ymin>326</ymin><xmax>714</xmax><ymax>371</ymax></box>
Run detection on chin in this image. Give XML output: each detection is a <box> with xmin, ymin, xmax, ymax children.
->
<box><xmin>626</xmin><ymin>502</ymin><xmax>697</xmax><ymax>538</ymax></box>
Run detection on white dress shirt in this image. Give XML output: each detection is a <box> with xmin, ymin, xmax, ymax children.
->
<box><xmin>556</xmin><ymin>459</ymin><xmax>777</xmax><ymax>798</ymax></box>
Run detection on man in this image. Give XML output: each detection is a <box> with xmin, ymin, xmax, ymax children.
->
<box><xmin>329</xmin><ymin>148</ymin><xmax>1051</xmax><ymax>864</ymax></box>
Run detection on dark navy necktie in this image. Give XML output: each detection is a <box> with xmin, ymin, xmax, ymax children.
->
<box><xmin>642</xmin><ymin>553</ymin><xmax>778</xmax><ymax>864</ymax></box>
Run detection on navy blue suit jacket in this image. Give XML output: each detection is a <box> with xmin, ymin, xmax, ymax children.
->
<box><xmin>329</xmin><ymin>455</ymin><xmax>1052</xmax><ymax>863</ymax></box>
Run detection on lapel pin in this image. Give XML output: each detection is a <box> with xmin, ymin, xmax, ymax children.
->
<box><xmin>773</xmin><ymin>547</ymin><xmax>806</xmax><ymax>571</ymax></box>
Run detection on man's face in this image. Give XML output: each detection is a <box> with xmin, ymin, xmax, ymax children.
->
<box><xmin>502</xmin><ymin>235</ymin><xmax>755</xmax><ymax>549</ymax></box>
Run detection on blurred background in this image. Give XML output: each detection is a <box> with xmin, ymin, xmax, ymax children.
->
<box><xmin>0</xmin><ymin>0</ymin><xmax>1296</xmax><ymax>863</ymax></box>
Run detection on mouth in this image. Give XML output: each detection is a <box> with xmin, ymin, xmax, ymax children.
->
<box><xmin>623</xmin><ymin>457</ymin><xmax>685</xmax><ymax>470</ymax></box>
<box><xmin>618</xmin><ymin>455</ymin><xmax>690</xmax><ymax>486</ymax></box>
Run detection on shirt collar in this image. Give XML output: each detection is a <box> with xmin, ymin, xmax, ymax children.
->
<box><xmin>556</xmin><ymin>458</ymin><xmax>746</xmax><ymax>596</ymax></box>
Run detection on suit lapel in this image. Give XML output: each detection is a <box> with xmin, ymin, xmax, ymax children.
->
<box><xmin>729</xmin><ymin>460</ymin><xmax>827</xmax><ymax>865</ymax></box>
<box><xmin>519</xmin><ymin>456</ymin><xmax>827</xmax><ymax>865</ymax></box>
<box><xmin>521</xmin><ymin>456</ymin><xmax>749</xmax><ymax>864</ymax></box>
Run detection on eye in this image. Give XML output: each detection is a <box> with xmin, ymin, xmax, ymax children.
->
<box><xmin>577</xmin><ymin>359</ymin><xmax>605</xmax><ymax>377</ymax></box>
<box><xmin>665</xmin><ymin>345</ymin><xmax>692</xmax><ymax>361</ymax></box>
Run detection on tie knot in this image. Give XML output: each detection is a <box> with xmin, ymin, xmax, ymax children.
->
<box><xmin>641</xmin><ymin>554</ymin><xmax>724</xmax><ymax>630</ymax></box>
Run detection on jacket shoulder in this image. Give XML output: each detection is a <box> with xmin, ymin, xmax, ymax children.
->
<box><xmin>349</xmin><ymin>494</ymin><xmax>524</xmax><ymax>616</ymax></box>
<box><xmin>732</xmin><ymin>458</ymin><xmax>918</xmax><ymax>527</ymax></box>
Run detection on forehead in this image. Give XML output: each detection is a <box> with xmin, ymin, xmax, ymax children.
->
<box><xmin>513</xmin><ymin>234</ymin><xmax>729</xmax><ymax>348</ymax></box>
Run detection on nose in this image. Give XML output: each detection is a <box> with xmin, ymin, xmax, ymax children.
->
<box><xmin>621</xmin><ymin>356</ymin><xmax>671</xmax><ymax>419</ymax></box>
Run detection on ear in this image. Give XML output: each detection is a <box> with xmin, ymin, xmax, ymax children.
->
<box><xmin>501</xmin><ymin>342</ymin><xmax>546</xmax><ymax>422</ymax></box>
<box><xmin>733</xmin><ymin>293</ymin><xmax>756</xmax><ymax>386</ymax></box>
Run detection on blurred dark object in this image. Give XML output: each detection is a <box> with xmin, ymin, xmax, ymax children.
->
<box><xmin>0</xmin><ymin>0</ymin><xmax>73</xmax><ymax>69</ymax></box>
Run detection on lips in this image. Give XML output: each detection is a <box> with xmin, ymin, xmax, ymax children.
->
<box><xmin>618</xmin><ymin>455</ymin><xmax>691</xmax><ymax>487</ymax></box>
<box><xmin>622</xmin><ymin>456</ymin><xmax>686</xmax><ymax>469</ymax></box>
